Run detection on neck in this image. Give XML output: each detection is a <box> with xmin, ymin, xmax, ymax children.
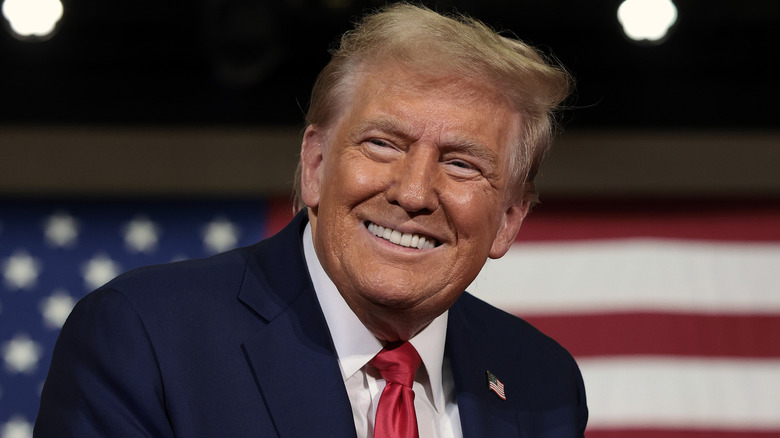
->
<box><xmin>342</xmin><ymin>293</ymin><xmax>438</xmax><ymax>342</ymax></box>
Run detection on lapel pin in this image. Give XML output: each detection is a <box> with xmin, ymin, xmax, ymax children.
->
<box><xmin>486</xmin><ymin>370</ymin><xmax>506</xmax><ymax>400</ymax></box>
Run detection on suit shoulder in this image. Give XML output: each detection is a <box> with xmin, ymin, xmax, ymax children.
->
<box><xmin>97</xmin><ymin>245</ymin><xmax>257</xmax><ymax>306</ymax></box>
<box><xmin>453</xmin><ymin>292</ymin><xmax>576</xmax><ymax>364</ymax></box>
<box><xmin>67</xmin><ymin>243</ymin><xmax>271</xmax><ymax>356</ymax></box>
<box><xmin>453</xmin><ymin>292</ymin><xmax>539</xmax><ymax>333</ymax></box>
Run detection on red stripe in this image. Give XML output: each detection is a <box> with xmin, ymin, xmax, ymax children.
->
<box><xmin>587</xmin><ymin>429</ymin><xmax>780</xmax><ymax>438</ymax></box>
<box><xmin>518</xmin><ymin>198</ymin><xmax>780</xmax><ymax>242</ymax></box>
<box><xmin>519</xmin><ymin>312</ymin><xmax>780</xmax><ymax>358</ymax></box>
<box><xmin>264</xmin><ymin>197</ymin><xmax>295</xmax><ymax>238</ymax></box>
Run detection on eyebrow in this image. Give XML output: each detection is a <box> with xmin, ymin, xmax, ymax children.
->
<box><xmin>440</xmin><ymin>140</ymin><xmax>500</xmax><ymax>169</ymax></box>
<box><xmin>350</xmin><ymin>117</ymin><xmax>410</xmax><ymax>140</ymax></box>
<box><xmin>351</xmin><ymin>117</ymin><xmax>501</xmax><ymax>167</ymax></box>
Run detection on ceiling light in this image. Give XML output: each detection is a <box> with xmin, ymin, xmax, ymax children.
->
<box><xmin>618</xmin><ymin>0</ymin><xmax>678</xmax><ymax>43</ymax></box>
<box><xmin>2</xmin><ymin>0</ymin><xmax>64</xmax><ymax>41</ymax></box>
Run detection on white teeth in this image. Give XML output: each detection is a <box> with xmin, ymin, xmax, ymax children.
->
<box><xmin>367</xmin><ymin>222</ymin><xmax>437</xmax><ymax>249</ymax></box>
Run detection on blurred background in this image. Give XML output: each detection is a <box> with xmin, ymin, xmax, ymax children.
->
<box><xmin>1</xmin><ymin>0</ymin><xmax>779</xmax><ymax>437</ymax></box>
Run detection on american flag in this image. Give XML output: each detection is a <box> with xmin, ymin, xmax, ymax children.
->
<box><xmin>470</xmin><ymin>198</ymin><xmax>780</xmax><ymax>438</ymax></box>
<box><xmin>0</xmin><ymin>197</ymin><xmax>292</xmax><ymax>437</ymax></box>
<box><xmin>3</xmin><ymin>196</ymin><xmax>779</xmax><ymax>438</ymax></box>
<box><xmin>486</xmin><ymin>370</ymin><xmax>506</xmax><ymax>400</ymax></box>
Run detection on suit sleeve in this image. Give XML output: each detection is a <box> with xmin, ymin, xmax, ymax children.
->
<box><xmin>34</xmin><ymin>288</ymin><xmax>174</xmax><ymax>438</ymax></box>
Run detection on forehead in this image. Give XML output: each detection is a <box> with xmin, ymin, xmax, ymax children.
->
<box><xmin>355</xmin><ymin>61</ymin><xmax>507</xmax><ymax>106</ymax></box>
<box><xmin>339</xmin><ymin>62</ymin><xmax>521</xmax><ymax>144</ymax></box>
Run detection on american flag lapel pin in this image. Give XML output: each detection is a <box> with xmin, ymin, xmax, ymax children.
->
<box><xmin>486</xmin><ymin>370</ymin><xmax>506</xmax><ymax>400</ymax></box>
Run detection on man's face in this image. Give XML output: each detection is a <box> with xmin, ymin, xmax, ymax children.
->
<box><xmin>300</xmin><ymin>63</ymin><xmax>529</xmax><ymax>340</ymax></box>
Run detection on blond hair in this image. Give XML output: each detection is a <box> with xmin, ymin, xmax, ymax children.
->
<box><xmin>295</xmin><ymin>3</ymin><xmax>571</xmax><ymax>208</ymax></box>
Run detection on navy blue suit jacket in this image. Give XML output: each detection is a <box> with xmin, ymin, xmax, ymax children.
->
<box><xmin>35</xmin><ymin>212</ymin><xmax>587</xmax><ymax>437</ymax></box>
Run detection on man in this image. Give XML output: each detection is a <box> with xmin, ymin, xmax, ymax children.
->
<box><xmin>36</xmin><ymin>4</ymin><xmax>587</xmax><ymax>437</ymax></box>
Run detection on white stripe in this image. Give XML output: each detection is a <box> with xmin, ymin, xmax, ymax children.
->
<box><xmin>468</xmin><ymin>239</ymin><xmax>780</xmax><ymax>314</ymax></box>
<box><xmin>579</xmin><ymin>357</ymin><xmax>780</xmax><ymax>430</ymax></box>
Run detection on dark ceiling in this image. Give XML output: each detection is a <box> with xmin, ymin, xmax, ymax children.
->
<box><xmin>1</xmin><ymin>0</ymin><xmax>778</xmax><ymax>129</ymax></box>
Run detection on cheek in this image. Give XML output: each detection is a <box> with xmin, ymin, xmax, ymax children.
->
<box><xmin>328</xmin><ymin>156</ymin><xmax>390</xmax><ymax>202</ymax></box>
<box><xmin>445</xmin><ymin>185</ymin><xmax>503</xmax><ymax>233</ymax></box>
<box><xmin>352</xmin><ymin>165</ymin><xmax>385</xmax><ymax>190</ymax></box>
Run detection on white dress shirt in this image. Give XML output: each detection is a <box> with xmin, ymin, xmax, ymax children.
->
<box><xmin>303</xmin><ymin>223</ymin><xmax>462</xmax><ymax>438</ymax></box>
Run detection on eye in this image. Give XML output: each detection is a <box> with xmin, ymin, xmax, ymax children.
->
<box><xmin>444</xmin><ymin>159</ymin><xmax>481</xmax><ymax>176</ymax></box>
<box><xmin>362</xmin><ymin>137</ymin><xmax>402</xmax><ymax>162</ymax></box>
<box><xmin>367</xmin><ymin>138</ymin><xmax>393</xmax><ymax>148</ymax></box>
<box><xmin>448</xmin><ymin>159</ymin><xmax>476</xmax><ymax>170</ymax></box>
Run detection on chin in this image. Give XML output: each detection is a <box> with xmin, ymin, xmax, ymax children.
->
<box><xmin>360</xmin><ymin>287</ymin><xmax>423</xmax><ymax>311</ymax></box>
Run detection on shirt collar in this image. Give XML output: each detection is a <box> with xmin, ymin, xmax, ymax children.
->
<box><xmin>302</xmin><ymin>222</ymin><xmax>449</xmax><ymax>412</ymax></box>
<box><xmin>408</xmin><ymin>309</ymin><xmax>449</xmax><ymax>413</ymax></box>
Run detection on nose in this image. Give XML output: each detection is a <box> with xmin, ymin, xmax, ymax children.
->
<box><xmin>385</xmin><ymin>145</ymin><xmax>440</xmax><ymax>213</ymax></box>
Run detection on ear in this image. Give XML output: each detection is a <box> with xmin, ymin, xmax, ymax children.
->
<box><xmin>488</xmin><ymin>199</ymin><xmax>531</xmax><ymax>259</ymax></box>
<box><xmin>300</xmin><ymin>125</ymin><xmax>326</xmax><ymax>209</ymax></box>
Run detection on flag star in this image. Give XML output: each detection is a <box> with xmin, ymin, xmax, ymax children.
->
<box><xmin>43</xmin><ymin>211</ymin><xmax>79</xmax><ymax>248</ymax></box>
<box><xmin>123</xmin><ymin>215</ymin><xmax>161</xmax><ymax>253</ymax></box>
<box><xmin>2</xmin><ymin>334</ymin><xmax>43</xmax><ymax>374</ymax></box>
<box><xmin>2</xmin><ymin>251</ymin><xmax>42</xmax><ymax>290</ymax></box>
<box><xmin>81</xmin><ymin>254</ymin><xmax>121</xmax><ymax>290</ymax></box>
<box><xmin>0</xmin><ymin>415</ymin><xmax>34</xmax><ymax>438</ymax></box>
<box><xmin>40</xmin><ymin>289</ymin><xmax>77</xmax><ymax>329</ymax></box>
<box><xmin>202</xmin><ymin>218</ymin><xmax>241</xmax><ymax>254</ymax></box>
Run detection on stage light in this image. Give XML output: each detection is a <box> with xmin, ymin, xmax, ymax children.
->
<box><xmin>618</xmin><ymin>0</ymin><xmax>677</xmax><ymax>43</ymax></box>
<box><xmin>2</xmin><ymin>0</ymin><xmax>63</xmax><ymax>40</ymax></box>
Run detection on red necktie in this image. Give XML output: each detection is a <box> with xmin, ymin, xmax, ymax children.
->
<box><xmin>370</xmin><ymin>341</ymin><xmax>422</xmax><ymax>438</ymax></box>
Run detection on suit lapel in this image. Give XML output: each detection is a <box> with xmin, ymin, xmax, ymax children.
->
<box><xmin>447</xmin><ymin>294</ymin><xmax>519</xmax><ymax>438</ymax></box>
<box><xmin>238</xmin><ymin>212</ymin><xmax>357</xmax><ymax>438</ymax></box>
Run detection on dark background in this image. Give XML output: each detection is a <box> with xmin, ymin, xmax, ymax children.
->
<box><xmin>2</xmin><ymin>0</ymin><xmax>778</xmax><ymax>130</ymax></box>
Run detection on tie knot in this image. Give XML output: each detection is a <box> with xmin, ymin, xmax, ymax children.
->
<box><xmin>370</xmin><ymin>341</ymin><xmax>422</xmax><ymax>388</ymax></box>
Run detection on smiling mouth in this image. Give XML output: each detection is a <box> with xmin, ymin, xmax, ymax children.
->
<box><xmin>366</xmin><ymin>222</ymin><xmax>439</xmax><ymax>249</ymax></box>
